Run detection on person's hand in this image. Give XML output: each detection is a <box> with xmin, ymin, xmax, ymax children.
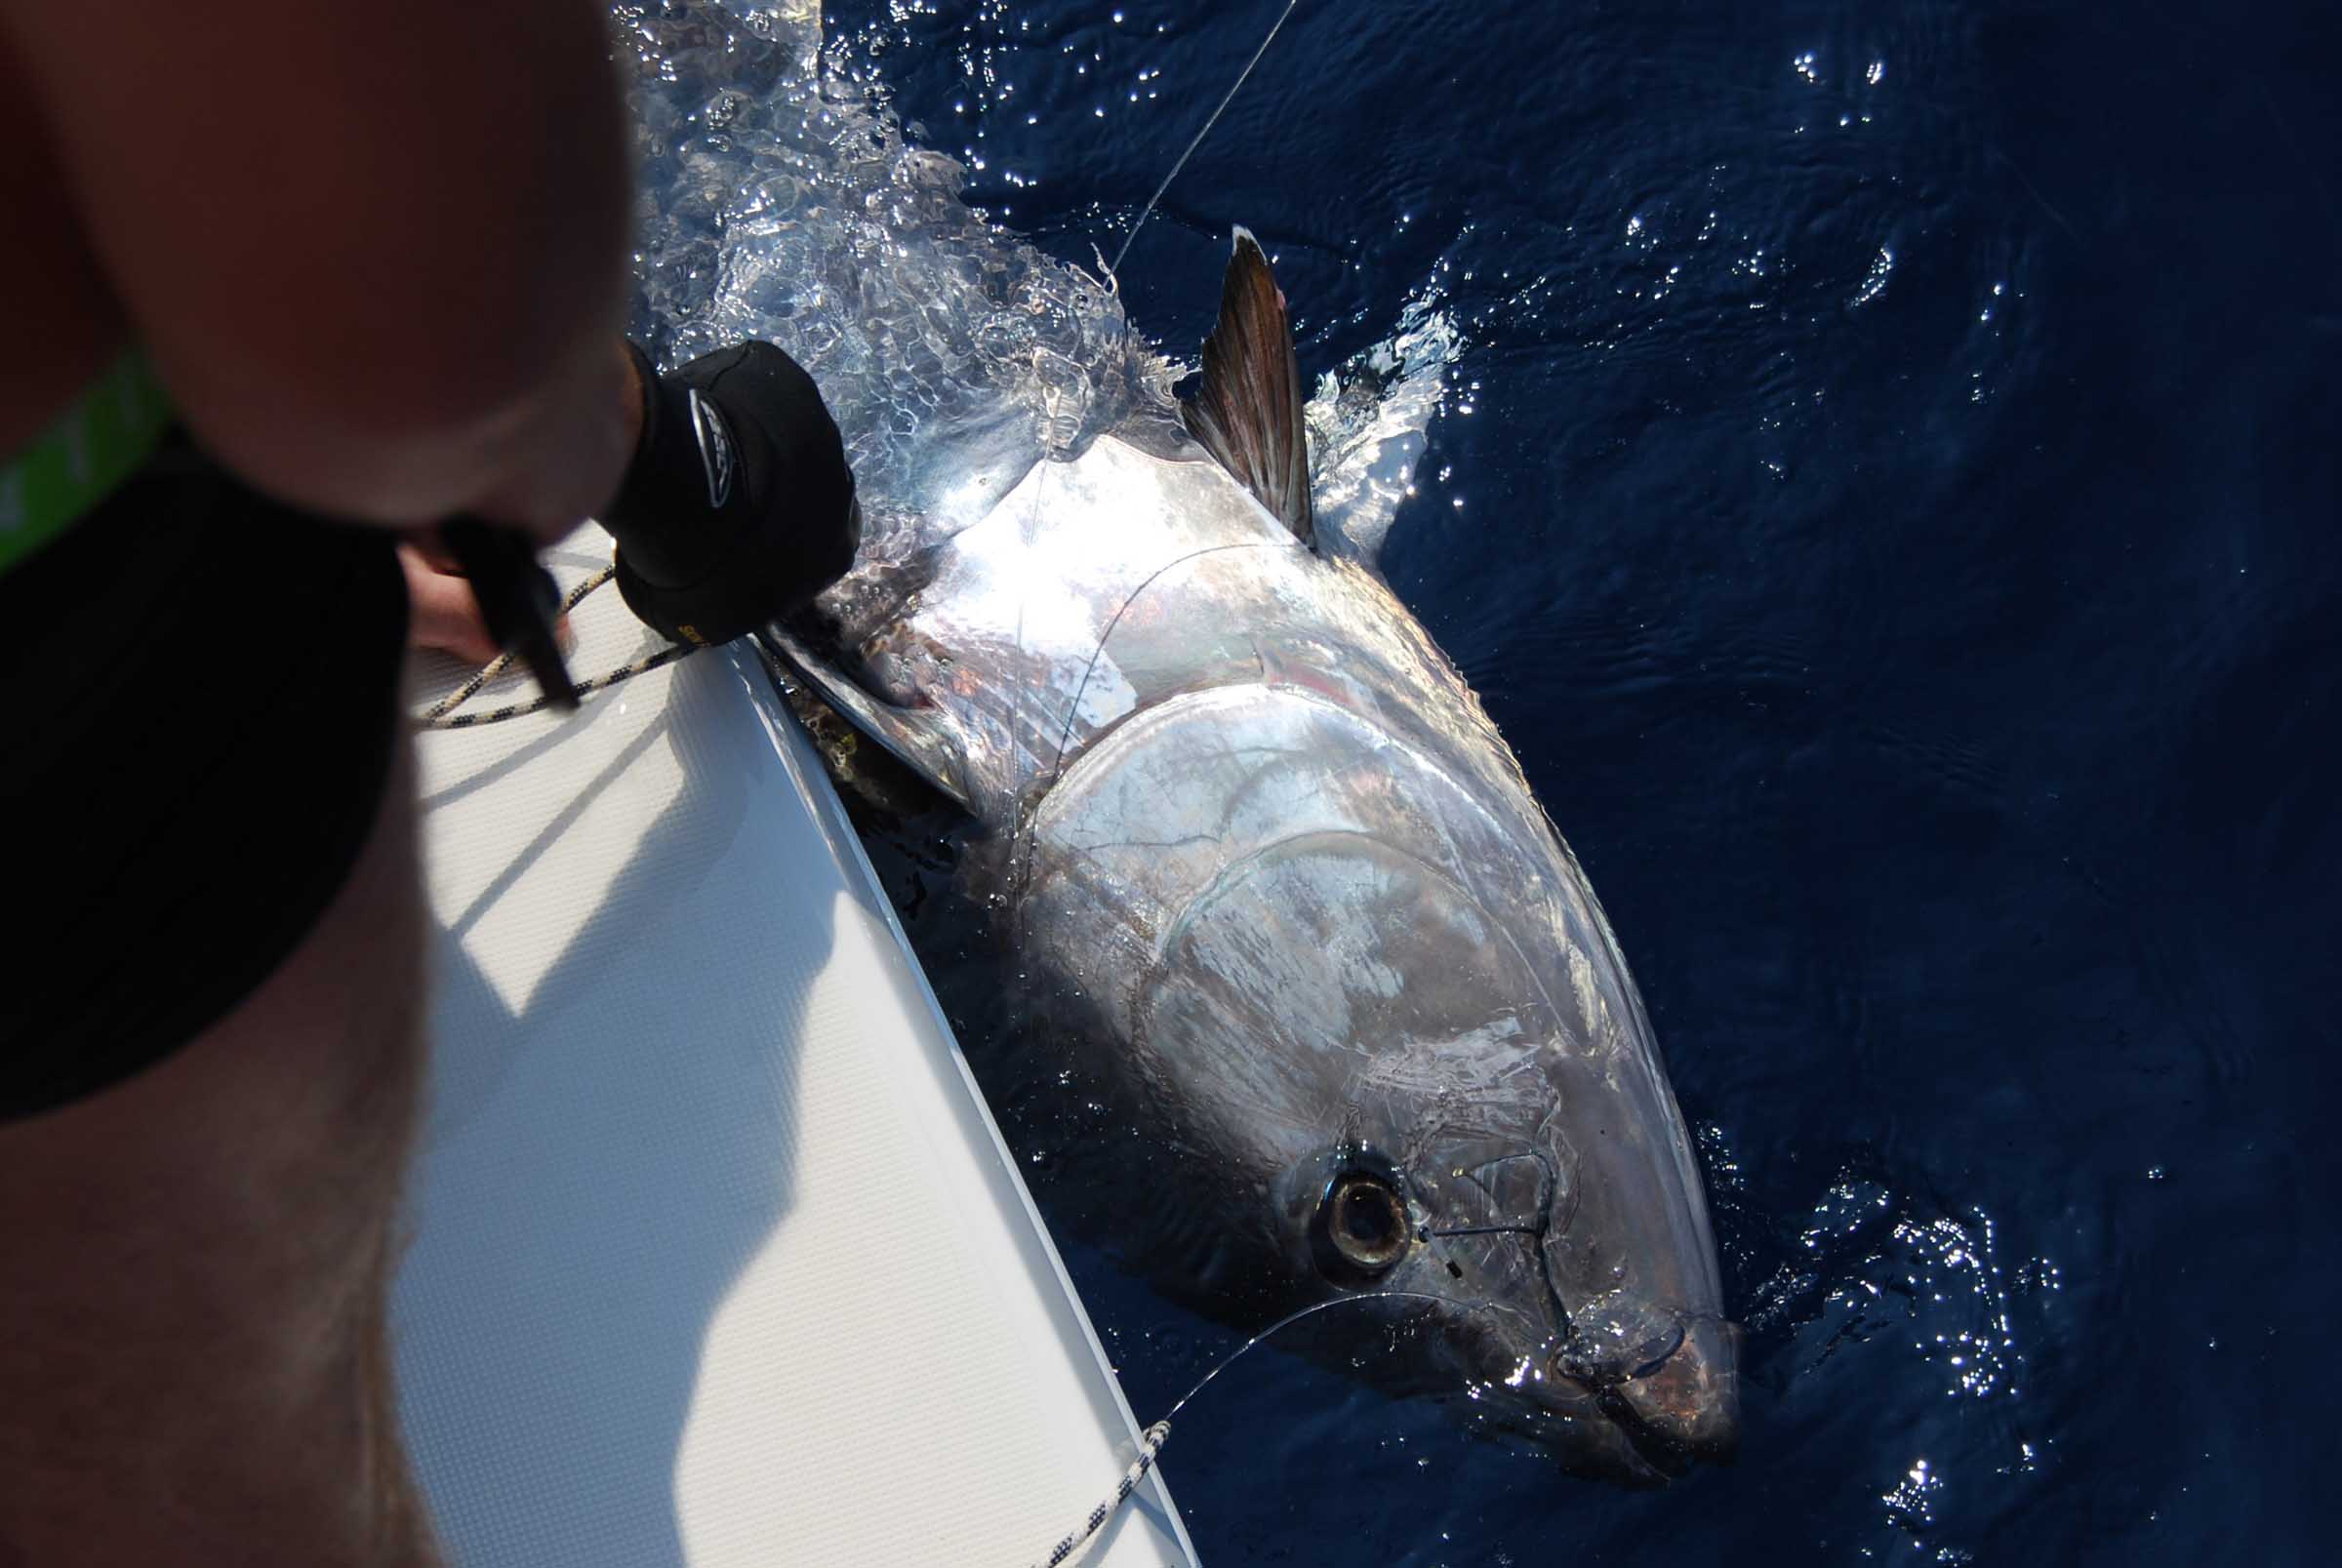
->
<box><xmin>399</xmin><ymin>542</ymin><xmax>496</xmax><ymax>663</ymax></box>
<box><xmin>399</xmin><ymin>540</ymin><xmax>570</xmax><ymax>664</ymax></box>
<box><xmin>598</xmin><ymin>341</ymin><xmax>860</xmax><ymax>646</ymax></box>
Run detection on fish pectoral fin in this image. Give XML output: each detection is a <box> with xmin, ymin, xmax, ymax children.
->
<box><xmin>1182</xmin><ymin>226</ymin><xmax>1315</xmax><ymax>547</ymax></box>
<box><xmin>760</xmin><ymin>626</ymin><xmax>973</xmax><ymax>810</ymax></box>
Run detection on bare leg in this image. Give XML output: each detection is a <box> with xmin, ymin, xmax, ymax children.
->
<box><xmin>0</xmin><ymin>732</ymin><xmax>438</xmax><ymax>1566</ymax></box>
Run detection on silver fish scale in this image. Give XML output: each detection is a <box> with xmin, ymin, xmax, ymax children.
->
<box><xmin>850</xmin><ymin>414</ymin><xmax>1734</xmax><ymax>1461</ymax></box>
<box><xmin>858</xmin><ymin>422</ymin><xmax>1649</xmax><ymax>1101</ymax></box>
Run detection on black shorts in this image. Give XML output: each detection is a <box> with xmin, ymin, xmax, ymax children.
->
<box><xmin>0</xmin><ymin>434</ymin><xmax>408</xmax><ymax>1120</ymax></box>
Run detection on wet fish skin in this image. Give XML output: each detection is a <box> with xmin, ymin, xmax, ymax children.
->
<box><xmin>780</xmin><ymin>239</ymin><xmax>1737</xmax><ymax>1483</ymax></box>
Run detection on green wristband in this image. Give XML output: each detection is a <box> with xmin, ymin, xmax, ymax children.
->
<box><xmin>0</xmin><ymin>349</ymin><xmax>174</xmax><ymax>576</ymax></box>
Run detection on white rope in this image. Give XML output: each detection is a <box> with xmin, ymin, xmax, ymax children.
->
<box><xmin>414</xmin><ymin>564</ymin><xmax>706</xmax><ymax>730</ymax></box>
<box><xmin>1029</xmin><ymin>1420</ymin><xmax>1173</xmax><ymax>1568</ymax></box>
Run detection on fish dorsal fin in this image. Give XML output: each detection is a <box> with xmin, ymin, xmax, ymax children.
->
<box><xmin>1183</xmin><ymin>226</ymin><xmax>1314</xmax><ymax>546</ymax></box>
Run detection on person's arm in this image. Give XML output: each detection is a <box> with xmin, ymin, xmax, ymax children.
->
<box><xmin>0</xmin><ymin>0</ymin><xmax>634</xmax><ymax>534</ymax></box>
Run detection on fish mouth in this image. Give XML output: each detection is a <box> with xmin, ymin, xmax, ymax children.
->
<box><xmin>1546</xmin><ymin>1314</ymin><xmax>1742</xmax><ymax>1485</ymax></box>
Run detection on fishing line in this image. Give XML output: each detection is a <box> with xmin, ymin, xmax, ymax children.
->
<box><xmin>1016</xmin><ymin>0</ymin><xmax>1310</xmax><ymax>798</ymax></box>
<box><xmin>1106</xmin><ymin>0</ymin><xmax>1305</xmax><ymax>276</ymax></box>
<box><xmin>1159</xmin><ymin>1288</ymin><xmax>1545</xmax><ymax>1425</ymax></box>
<box><xmin>1006</xmin><ymin>446</ymin><xmax>1054</xmax><ymax>907</ymax></box>
<box><xmin>1027</xmin><ymin>1288</ymin><xmax>1548</xmax><ymax>1568</ymax></box>
<box><xmin>1424</xmin><ymin>1222</ymin><xmax>1545</xmax><ymax>1239</ymax></box>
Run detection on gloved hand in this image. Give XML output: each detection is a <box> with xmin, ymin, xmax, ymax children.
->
<box><xmin>600</xmin><ymin>340</ymin><xmax>860</xmax><ymax>646</ymax></box>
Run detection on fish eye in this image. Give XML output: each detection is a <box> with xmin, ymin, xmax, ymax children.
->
<box><xmin>1317</xmin><ymin>1171</ymin><xmax>1411</xmax><ymax>1276</ymax></box>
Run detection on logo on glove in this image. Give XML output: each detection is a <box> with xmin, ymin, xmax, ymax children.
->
<box><xmin>688</xmin><ymin>388</ymin><xmax>738</xmax><ymax>510</ymax></box>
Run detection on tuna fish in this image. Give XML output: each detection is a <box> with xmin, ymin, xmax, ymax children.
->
<box><xmin>770</xmin><ymin>230</ymin><xmax>1738</xmax><ymax>1482</ymax></box>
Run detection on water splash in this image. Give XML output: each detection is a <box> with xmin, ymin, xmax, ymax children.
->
<box><xmin>1742</xmin><ymin>1165</ymin><xmax>2043</xmax><ymax>1411</ymax></box>
<box><xmin>613</xmin><ymin>0</ymin><xmax>1151</xmax><ymax>541</ymax></box>
<box><xmin>1724</xmin><ymin>1150</ymin><xmax>2060</xmax><ymax>1558</ymax></box>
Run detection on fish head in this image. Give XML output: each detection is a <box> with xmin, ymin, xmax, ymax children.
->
<box><xmin>1376</xmin><ymin>1052</ymin><xmax>1743</xmax><ymax>1485</ymax></box>
<box><xmin>1143</xmin><ymin>830</ymin><xmax>1737</xmax><ymax>1483</ymax></box>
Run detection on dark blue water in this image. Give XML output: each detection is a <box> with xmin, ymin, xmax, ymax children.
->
<box><xmin>823</xmin><ymin>1</ymin><xmax>2339</xmax><ymax>1560</ymax></box>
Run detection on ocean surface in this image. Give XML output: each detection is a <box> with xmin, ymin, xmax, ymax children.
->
<box><xmin>807</xmin><ymin>1</ymin><xmax>2339</xmax><ymax>1561</ymax></box>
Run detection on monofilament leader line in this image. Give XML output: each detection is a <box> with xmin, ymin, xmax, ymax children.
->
<box><xmin>1106</xmin><ymin>0</ymin><xmax>1305</xmax><ymax>277</ymax></box>
<box><xmin>1025</xmin><ymin>1289</ymin><xmax>1544</xmax><ymax>1568</ymax></box>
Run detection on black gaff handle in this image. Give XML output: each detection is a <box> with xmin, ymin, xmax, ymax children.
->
<box><xmin>438</xmin><ymin>516</ymin><xmax>580</xmax><ymax>712</ymax></box>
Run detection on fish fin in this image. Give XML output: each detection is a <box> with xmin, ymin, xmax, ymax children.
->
<box><xmin>1182</xmin><ymin>226</ymin><xmax>1315</xmax><ymax>546</ymax></box>
<box><xmin>760</xmin><ymin>626</ymin><xmax>973</xmax><ymax>810</ymax></box>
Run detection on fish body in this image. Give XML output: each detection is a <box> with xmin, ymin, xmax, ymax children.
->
<box><xmin>776</xmin><ymin>233</ymin><xmax>1738</xmax><ymax>1482</ymax></box>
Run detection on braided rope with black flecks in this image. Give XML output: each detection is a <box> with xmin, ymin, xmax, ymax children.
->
<box><xmin>414</xmin><ymin>562</ymin><xmax>707</xmax><ymax>730</ymax></box>
<box><xmin>1032</xmin><ymin>1420</ymin><xmax>1172</xmax><ymax>1568</ymax></box>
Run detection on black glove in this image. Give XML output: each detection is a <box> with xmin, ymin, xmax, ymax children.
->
<box><xmin>601</xmin><ymin>340</ymin><xmax>859</xmax><ymax>646</ymax></box>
